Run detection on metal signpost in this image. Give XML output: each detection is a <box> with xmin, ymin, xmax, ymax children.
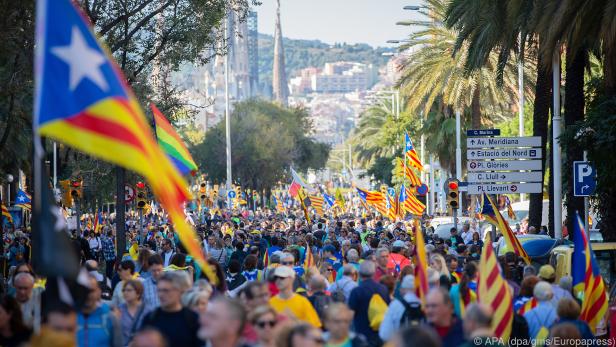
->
<box><xmin>466</xmin><ymin>131</ymin><xmax>543</xmax><ymax>197</ymax></box>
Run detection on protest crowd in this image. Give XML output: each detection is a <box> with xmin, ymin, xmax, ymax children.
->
<box><xmin>0</xmin><ymin>201</ymin><xmax>612</xmax><ymax>347</ymax></box>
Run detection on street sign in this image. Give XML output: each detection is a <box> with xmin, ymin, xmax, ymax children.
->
<box><xmin>416</xmin><ymin>183</ymin><xmax>429</xmax><ymax>196</ymax></box>
<box><xmin>227</xmin><ymin>190</ymin><xmax>236</xmax><ymax>199</ymax></box>
<box><xmin>573</xmin><ymin>161</ymin><xmax>597</xmax><ymax>196</ymax></box>
<box><xmin>387</xmin><ymin>187</ymin><xmax>396</xmax><ymax>197</ymax></box>
<box><xmin>467</xmin><ymin>148</ymin><xmax>541</xmax><ymax>160</ymax></box>
<box><xmin>467</xmin><ymin>136</ymin><xmax>541</xmax><ymax>149</ymax></box>
<box><xmin>468</xmin><ymin>171</ymin><xmax>543</xmax><ymax>183</ymax></box>
<box><xmin>467</xmin><ymin>183</ymin><xmax>542</xmax><ymax>194</ymax></box>
<box><xmin>467</xmin><ymin>129</ymin><xmax>500</xmax><ymax>137</ymax></box>
<box><xmin>467</xmin><ymin>160</ymin><xmax>542</xmax><ymax>172</ymax></box>
<box><xmin>124</xmin><ymin>185</ymin><xmax>135</xmax><ymax>202</ymax></box>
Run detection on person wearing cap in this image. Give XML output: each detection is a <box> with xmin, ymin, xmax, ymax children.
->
<box><xmin>537</xmin><ymin>265</ymin><xmax>572</xmax><ymax>307</ymax></box>
<box><xmin>524</xmin><ymin>281</ymin><xmax>558</xmax><ymax>339</ymax></box>
<box><xmin>269</xmin><ymin>266</ymin><xmax>321</xmax><ymax>328</ymax></box>
<box><xmin>379</xmin><ymin>275</ymin><xmax>423</xmax><ymax>342</ymax></box>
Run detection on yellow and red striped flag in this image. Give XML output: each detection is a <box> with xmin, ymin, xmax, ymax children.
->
<box><xmin>572</xmin><ymin>212</ymin><xmax>608</xmax><ymax>333</ymax></box>
<box><xmin>477</xmin><ymin>232</ymin><xmax>513</xmax><ymax>340</ymax></box>
<box><xmin>397</xmin><ymin>158</ymin><xmax>422</xmax><ymax>187</ymax></box>
<box><xmin>517</xmin><ymin>297</ymin><xmax>537</xmax><ymax>315</ymax></box>
<box><xmin>309</xmin><ymin>195</ymin><xmax>324</xmax><ymax>216</ymax></box>
<box><xmin>386</xmin><ymin>195</ymin><xmax>397</xmax><ymax>221</ymax></box>
<box><xmin>481</xmin><ymin>193</ymin><xmax>530</xmax><ymax>264</ymax></box>
<box><xmin>414</xmin><ymin>225</ymin><xmax>429</xmax><ymax>305</ymax></box>
<box><xmin>404</xmin><ymin>132</ymin><xmax>423</xmax><ymax>170</ymax></box>
<box><xmin>1</xmin><ymin>203</ymin><xmax>13</xmax><ymax>224</ymax></box>
<box><xmin>404</xmin><ymin>187</ymin><xmax>426</xmax><ymax>216</ymax></box>
<box><xmin>304</xmin><ymin>244</ymin><xmax>315</xmax><ymax>271</ymax></box>
<box><xmin>34</xmin><ymin>0</ymin><xmax>216</xmax><ymax>284</ymax></box>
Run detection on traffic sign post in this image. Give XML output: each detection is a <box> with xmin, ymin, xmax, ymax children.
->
<box><xmin>465</xmin><ymin>131</ymin><xmax>543</xmax><ymax>196</ymax></box>
<box><xmin>124</xmin><ymin>185</ymin><xmax>135</xmax><ymax>203</ymax></box>
<box><xmin>573</xmin><ymin>161</ymin><xmax>596</xmax><ymax>197</ymax></box>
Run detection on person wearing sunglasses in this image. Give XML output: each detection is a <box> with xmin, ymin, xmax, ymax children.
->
<box><xmin>269</xmin><ymin>266</ymin><xmax>321</xmax><ymax>328</ymax></box>
<box><xmin>277</xmin><ymin>323</ymin><xmax>326</xmax><ymax>347</ymax></box>
<box><xmin>249</xmin><ymin>305</ymin><xmax>278</xmax><ymax>347</ymax></box>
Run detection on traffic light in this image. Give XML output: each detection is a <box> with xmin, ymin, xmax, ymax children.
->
<box><xmin>136</xmin><ymin>181</ymin><xmax>147</xmax><ymax>209</ymax></box>
<box><xmin>446</xmin><ymin>179</ymin><xmax>459</xmax><ymax>211</ymax></box>
<box><xmin>199</xmin><ymin>182</ymin><xmax>207</xmax><ymax>201</ymax></box>
<box><xmin>235</xmin><ymin>185</ymin><xmax>241</xmax><ymax>198</ymax></box>
<box><xmin>70</xmin><ymin>178</ymin><xmax>83</xmax><ymax>201</ymax></box>
<box><xmin>379</xmin><ymin>184</ymin><xmax>388</xmax><ymax>197</ymax></box>
<box><xmin>59</xmin><ymin>179</ymin><xmax>72</xmax><ymax>206</ymax></box>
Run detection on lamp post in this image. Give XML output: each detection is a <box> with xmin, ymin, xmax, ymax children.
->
<box><xmin>224</xmin><ymin>12</ymin><xmax>232</xmax><ymax>193</ymax></box>
<box><xmin>553</xmin><ymin>50</ymin><xmax>563</xmax><ymax>239</ymax></box>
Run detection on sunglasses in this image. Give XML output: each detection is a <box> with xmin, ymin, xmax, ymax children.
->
<box><xmin>274</xmin><ymin>276</ymin><xmax>287</xmax><ymax>281</ymax></box>
<box><xmin>255</xmin><ymin>320</ymin><xmax>276</xmax><ymax>329</ymax></box>
<box><xmin>281</xmin><ymin>261</ymin><xmax>293</xmax><ymax>265</ymax></box>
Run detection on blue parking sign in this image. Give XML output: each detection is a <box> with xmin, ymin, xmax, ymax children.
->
<box><xmin>573</xmin><ymin>161</ymin><xmax>596</xmax><ymax>197</ymax></box>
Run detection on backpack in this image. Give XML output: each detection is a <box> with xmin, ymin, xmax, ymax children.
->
<box><xmin>309</xmin><ymin>293</ymin><xmax>333</xmax><ymax>323</ymax></box>
<box><xmin>331</xmin><ymin>280</ymin><xmax>352</xmax><ymax>303</ymax></box>
<box><xmin>399</xmin><ymin>300</ymin><xmax>425</xmax><ymax>327</ymax></box>
<box><xmin>367</xmin><ymin>293</ymin><xmax>388</xmax><ymax>331</ymax></box>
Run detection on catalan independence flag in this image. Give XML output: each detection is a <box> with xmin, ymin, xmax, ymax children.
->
<box><xmin>1</xmin><ymin>203</ymin><xmax>12</xmax><ymax>224</ymax></box>
<box><xmin>414</xmin><ymin>223</ymin><xmax>429</xmax><ymax>305</ymax></box>
<box><xmin>15</xmin><ymin>189</ymin><xmax>32</xmax><ymax>210</ymax></box>
<box><xmin>34</xmin><ymin>0</ymin><xmax>216</xmax><ymax>284</ymax></box>
<box><xmin>477</xmin><ymin>232</ymin><xmax>513</xmax><ymax>340</ymax></box>
<box><xmin>151</xmin><ymin>104</ymin><xmax>198</xmax><ymax>176</ymax></box>
<box><xmin>481</xmin><ymin>193</ymin><xmax>530</xmax><ymax>264</ymax></box>
<box><xmin>404</xmin><ymin>186</ymin><xmax>426</xmax><ymax>216</ymax></box>
<box><xmin>397</xmin><ymin>158</ymin><xmax>421</xmax><ymax>187</ymax></box>
<box><xmin>405</xmin><ymin>132</ymin><xmax>423</xmax><ymax>170</ymax></box>
<box><xmin>572</xmin><ymin>212</ymin><xmax>608</xmax><ymax>333</ymax></box>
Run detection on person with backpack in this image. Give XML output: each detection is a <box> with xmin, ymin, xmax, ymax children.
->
<box><xmin>348</xmin><ymin>260</ymin><xmax>390</xmax><ymax>347</ymax></box>
<box><xmin>379</xmin><ymin>275</ymin><xmax>424</xmax><ymax>342</ymax></box>
<box><xmin>328</xmin><ymin>264</ymin><xmax>358</xmax><ymax>303</ymax></box>
<box><xmin>524</xmin><ymin>281</ymin><xmax>557</xmax><ymax>340</ymax></box>
<box><xmin>77</xmin><ymin>274</ymin><xmax>123</xmax><ymax>347</ymax></box>
<box><xmin>307</xmin><ymin>275</ymin><xmax>332</xmax><ymax>323</ymax></box>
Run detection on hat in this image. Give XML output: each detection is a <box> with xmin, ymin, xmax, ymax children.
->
<box><xmin>538</xmin><ymin>265</ymin><xmax>555</xmax><ymax>280</ymax></box>
<box><xmin>392</xmin><ymin>240</ymin><xmax>406</xmax><ymax>248</ymax></box>
<box><xmin>273</xmin><ymin>266</ymin><xmax>295</xmax><ymax>278</ymax></box>
<box><xmin>400</xmin><ymin>275</ymin><xmax>416</xmax><ymax>290</ymax></box>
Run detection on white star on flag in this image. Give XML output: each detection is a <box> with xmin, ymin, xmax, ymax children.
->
<box><xmin>51</xmin><ymin>26</ymin><xmax>109</xmax><ymax>91</ymax></box>
<box><xmin>17</xmin><ymin>196</ymin><xmax>26</xmax><ymax>202</ymax></box>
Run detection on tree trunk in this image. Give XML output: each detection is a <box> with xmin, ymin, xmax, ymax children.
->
<box><xmin>528</xmin><ymin>49</ymin><xmax>552</xmax><ymax>230</ymax></box>
<box><xmin>564</xmin><ymin>47</ymin><xmax>586</xmax><ymax>238</ymax></box>
<box><xmin>471</xmin><ymin>86</ymin><xmax>481</xmax><ymax>129</ymax></box>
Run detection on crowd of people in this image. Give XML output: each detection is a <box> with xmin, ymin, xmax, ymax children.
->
<box><xmin>0</xmin><ymin>207</ymin><xmax>611</xmax><ymax>347</ymax></box>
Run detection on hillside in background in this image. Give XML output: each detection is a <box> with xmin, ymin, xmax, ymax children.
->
<box><xmin>258</xmin><ymin>34</ymin><xmax>393</xmax><ymax>93</ymax></box>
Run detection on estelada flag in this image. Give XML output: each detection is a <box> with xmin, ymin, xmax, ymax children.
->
<box><xmin>34</xmin><ymin>0</ymin><xmax>216</xmax><ymax>284</ymax></box>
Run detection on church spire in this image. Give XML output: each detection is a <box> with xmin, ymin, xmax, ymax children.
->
<box><xmin>272</xmin><ymin>0</ymin><xmax>288</xmax><ymax>106</ymax></box>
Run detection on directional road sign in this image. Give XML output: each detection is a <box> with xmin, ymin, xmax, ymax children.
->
<box><xmin>467</xmin><ymin>160</ymin><xmax>542</xmax><ymax>172</ymax></box>
<box><xmin>227</xmin><ymin>190</ymin><xmax>236</xmax><ymax>199</ymax></box>
<box><xmin>467</xmin><ymin>148</ymin><xmax>541</xmax><ymax>160</ymax></box>
<box><xmin>573</xmin><ymin>161</ymin><xmax>596</xmax><ymax>197</ymax></box>
<box><xmin>467</xmin><ymin>183</ymin><xmax>542</xmax><ymax>194</ymax></box>
<box><xmin>468</xmin><ymin>171</ymin><xmax>543</xmax><ymax>183</ymax></box>
<box><xmin>467</xmin><ymin>136</ymin><xmax>542</xmax><ymax>149</ymax></box>
<box><xmin>467</xmin><ymin>129</ymin><xmax>500</xmax><ymax>137</ymax></box>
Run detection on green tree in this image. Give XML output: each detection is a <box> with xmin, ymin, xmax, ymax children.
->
<box><xmin>193</xmin><ymin>100</ymin><xmax>329</xmax><ymax>191</ymax></box>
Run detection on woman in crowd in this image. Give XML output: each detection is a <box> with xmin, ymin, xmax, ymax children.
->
<box><xmin>118</xmin><ymin>279</ymin><xmax>148</xmax><ymax>347</ymax></box>
<box><xmin>250</xmin><ymin>305</ymin><xmax>279</xmax><ymax>347</ymax></box>
<box><xmin>0</xmin><ymin>296</ymin><xmax>32</xmax><ymax>347</ymax></box>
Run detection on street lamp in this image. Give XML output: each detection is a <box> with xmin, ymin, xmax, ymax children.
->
<box><xmin>403</xmin><ymin>5</ymin><xmax>428</xmax><ymax>10</ymax></box>
<box><xmin>386</xmin><ymin>39</ymin><xmax>413</xmax><ymax>44</ymax></box>
<box><xmin>6</xmin><ymin>174</ymin><xmax>13</xmax><ymax>205</ymax></box>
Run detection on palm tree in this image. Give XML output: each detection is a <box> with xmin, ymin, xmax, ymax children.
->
<box><xmin>397</xmin><ymin>0</ymin><xmax>527</xmax><ymax>130</ymax></box>
<box><xmin>349</xmin><ymin>100</ymin><xmax>400</xmax><ymax>167</ymax></box>
<box><xmin>445</xmin><ymin>0</ymin><xmax>553</xmax><ymax>231</ymax></box>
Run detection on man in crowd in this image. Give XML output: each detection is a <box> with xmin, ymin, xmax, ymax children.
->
<box><xmin>537</xmin><ymin>265</ymin><xmax>573</xmax><ymax>306</ymax></box>
<box><xmin>77</xmin><ymin>275</ymin><xmax>122</xmax><ymax>347</ymax></box>
<box><xmin>140</xmin><ymin>271</ymin><xmax>201</xmax><ymax>347</ymax></box>
<box><xmin>461</xmin><ymin>303</ymin><xmax>497</xmax><ymax>347</ymax></box>
<box><xmin>199</xmin><ymin>296</ymin><xmax>250</xmax><ymax>347</ymax></box>
<box><xmin>142</xmin><ymin>254</ymin><xmax>164</xmax><ymax>311</ymax></box>
<box><xmin>374</xmin><ymin>248</ymin><xmax>394</xmax><ymax>280</ymax></box>
<box><xmin>324</xmin><ymin>303</ymin><xmax>369</xmax><ymax>347</ymax></box>
<box><xmin>13</xmin><ymin>272</ymin><xmax>41</xmax><ymax>329</ymax></box>
<box><xmin>524</xmin><ymin>281</ymin><xmax>557</xmax><ymax>339</ymax></box>
<box><xmin>160</xmin><ymin>239</ymin><xmax>176</xmax><ymax>267</ymax></box>
<box><xmin>424</xmin><ymin>287</ymin><xmax>465</xmax><ymax>346</ymax></box>
<box><xmin>269</xmin><ymin>265</ymin><xmax>321</xmax><ymax>327</ymax></box>
<box><xmin>328</xmin><ymin>264</ymin><xmax>358</xmax><ymax>303</ymax></box>
<box><xmin>348</xmin><ymin>260</ymin><xmax>390</xmax><ymax>346</ymax></box>
<box><xmin>379</xmin><ymin>275</ymin><xmax>423</xmax><ymax>341</ymax></box>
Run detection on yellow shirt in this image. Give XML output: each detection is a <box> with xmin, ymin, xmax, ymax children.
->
<box><xmin>270</xmin><ymin>294</ymin><xmax>322</xmax><ymax>328</ymax></box>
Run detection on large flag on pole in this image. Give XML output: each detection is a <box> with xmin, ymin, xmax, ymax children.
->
<box><xmin>1</xmin><ymin>203</ymin><xmax>13</xmax><ymax>224</ymax></box>
<box><xmin>481</xmin><ymin>193</ymin><xmax>530</xmax><ymax>265</ymax></box>
<box><xmin>572</xmin><ymin>212</ymin><xmax>608</xmax><ymax>333</ymax></box>
<box><xmin>414</xmin><ymin>225</ymin><xmax>429</xmax><ymax>305</ymax></box>
<box><xmin>403</xmin><ymin>186</ymin><xmax>426</xmax><ymax>216</ymax></box>
<box><xmin>477</xmin><ymin>232</ymin><xmax>513</xmax><ymax>340</ymax></box>
<box><xmin>151</xmin><ymin>104</ymin><xmax>198</xmax><ymax>176</ymax></box>
<box><xmin>405</xmin><ymin>132</ymin><xmax>423</xmax><ymax>170</ymax></box>
<box><xmin>34</xmin><ymin>0</ymin><xmax>216</xmax><ymax>284</ymax></box>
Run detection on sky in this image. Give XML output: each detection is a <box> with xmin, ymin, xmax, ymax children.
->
<box><xmin>255</xmin><ymin>0</ymin><xmax>423</xmax><ymax>48</ymax></box>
